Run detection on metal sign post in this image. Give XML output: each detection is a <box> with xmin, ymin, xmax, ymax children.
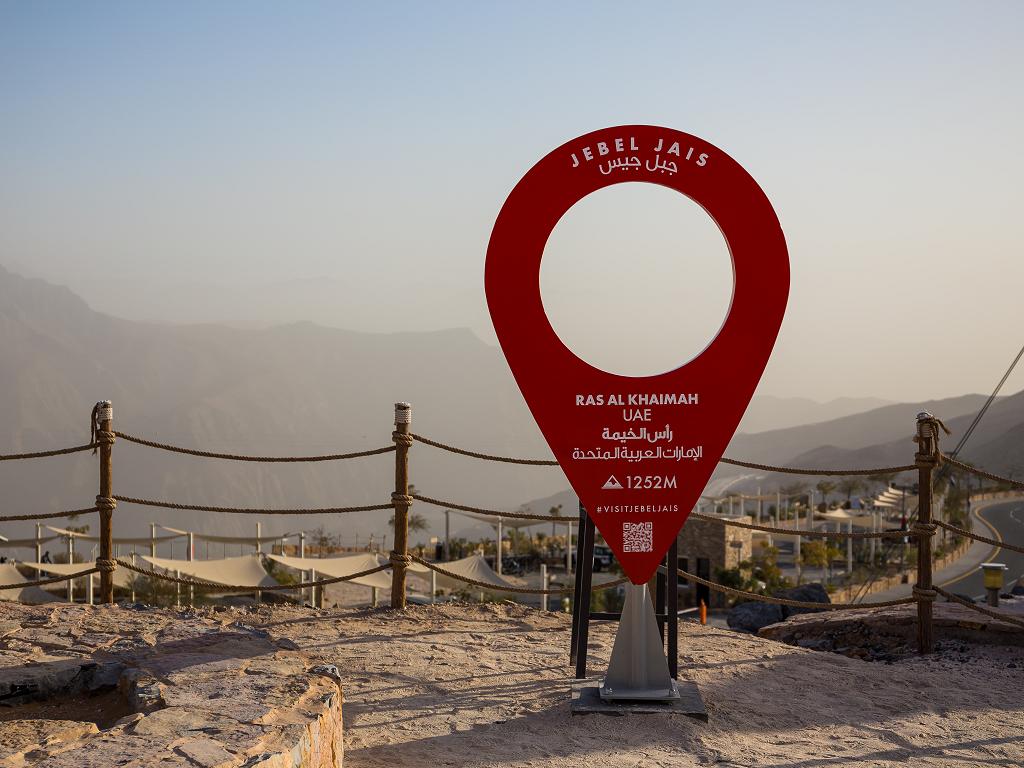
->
<box><xmin>601</xmin><ymin>583</ymin><xmax>677</xmax><ymax>702</ymax></box>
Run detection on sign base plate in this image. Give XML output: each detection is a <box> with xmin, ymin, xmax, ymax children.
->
<box><xmin>570</xmin><ymin>679</ymin><xmax>707</xmax><ymax>720</ymax></box>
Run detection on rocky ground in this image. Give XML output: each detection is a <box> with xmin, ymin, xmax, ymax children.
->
<box><xmin>0</xmin><ymin>600</ymin><xmax>1022</xmax><ymax>767</ymax></box>
<box><xmin>758</xmin><ymin>602</ymin><xmax>1024</xmax><ymax>663</ymax></box>
<box><xmin>0</xmin><ymin>603</ymin><xmax>342</xmax><ymax>767</ymax></box>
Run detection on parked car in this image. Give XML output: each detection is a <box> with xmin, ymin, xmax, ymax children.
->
<box><xmin>572</xmin><ymin>545</ymin><xmax>615</xmax><ymax>572</ymax></box>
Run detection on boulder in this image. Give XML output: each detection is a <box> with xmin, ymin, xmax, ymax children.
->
<box><xmin>727</xmin><ymin>601</ymin><xmax>784</xmax><ymax>634</ymax></box>
<box><xmin>775</xmin><ymin>583</ymin><xmax>831</xmax><ymax>619</ymax></box>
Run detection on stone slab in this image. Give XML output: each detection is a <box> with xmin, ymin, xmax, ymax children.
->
<box><xmin>570</xmin><ymin>678</ymin><xmax>707</xmax><ymax>720</ymax></box>
<box><xmin>0</xmin><ymin>603</ymin><xmax>344</xmax><ymax>768</ymax></box>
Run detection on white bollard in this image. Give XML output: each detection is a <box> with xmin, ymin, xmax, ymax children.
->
<box><xmin>496</xmin><ymin>517</ymin><xmax>503</xmax><ymax>575</ymax></box>
<box><xmin>847</xmin><ymin>520</ymin><xmax>853</xmax><ymax>574</ymax></box>
<box><xmin>187</xmin><ymin>531</ymin><xmax>195</xmax><ymax>608</ymax></box>
<box><xmin>541</xmin><ymin>564</ymin><xmax>548</xmax><ymax>612</ymax></box>
<box><xmin>444</xmin><ymin>509</ymin><xmax>451</xmax><ymax>561</ymax></box>
<box><xmin>67</xmin><ymin>536</ymin><xmax>74</xmax><ymax>603</ymax></box>
<box><xmin>431</xmin><ymin>569</ymin><xmax>437</xmax><ymax>604</ymax></box>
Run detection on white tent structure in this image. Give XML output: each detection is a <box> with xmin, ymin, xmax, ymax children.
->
<box><xmin>140</xmin><ymin>554</ymin><xmax>279</xmax><ymax>589</ymax></box>
<box><xmin>21</xmin><ymin>560</ymin><xmax>134</xmax><ymax>589</ymax></box>
<box><xmin>46</xmin><ymin>526</ymin><xmax>182</xmax><ymax>547</ymax></box>
<box><xmin>448</xmin><ymin>509</ymin><xmax>577</xmax><ymax>576</ymax></box>
<box><xmin>408</xmin><ymin>553</ymin><xmax>521</xmax><ymax>593</ymax></box>
<box><xmin>0</xmin><ymin>563</ymin><xmax>61</xmax><ymax>604</ymax></box>
<box><xmin>871</xmin><ymin>498</ymin><xmax>901</xmax><ymax>509</ymax></box>
<box><xmin>160</xmin><ymin>525</ymin><xmax>295</xmax><ymax>547</ymax></box>
<box><xmin>819</xmin><ymin>509</ymin><xmax>875</xmax><ymax>528</ymax></box>
<box><xmin>267</xmin><ymin>553</ymin><xmax>391</xmax><ymax>590</ymax></box>
<box><xmin>0</xmin><ymin>534</ymin><xmax>61</xmax><ymax>549</ymax></box>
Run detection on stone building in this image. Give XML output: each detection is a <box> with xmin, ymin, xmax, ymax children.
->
<box><xmin>676</xmin><ymin>513</ymin><xmax>753</xmax><ymax>608</ymax></box>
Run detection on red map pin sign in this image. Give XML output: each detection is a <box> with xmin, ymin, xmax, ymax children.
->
<box><xmin>486</xmin><ymin>125</ymin><xmax>789</xmax><ymax>585</ymax></box>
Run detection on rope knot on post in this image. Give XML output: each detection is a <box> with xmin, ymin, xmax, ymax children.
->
<box><xmin>95</xmin><ymin>495</ymin><xmax>117</xmax><ymax>512</ymax></box>
<box><xmin>391</xmin><ymin>431</ymin><xmax>413</xmax><ymax>448</ymax></box>
<box><xmin>391</xmin><ymin>493</ymin><xmax>413</xmax><ymax>507</ymax></box>
<box><xmin>913</xmin><ymin>412</ymin><xmax>949</xmax><ymax>465</ymax></box>
<box><xmin>910</xmin><ymin>521</ymin><xmax>937</xmax><ymax>538</ymax></box>
<box><xmin>912</xmin><ymin>586</ymin><xmax>937</xmax><ymax>602</ymax></box>
<box><xmin>389</xmin><ymin>552</ymin><xmax>412</xmax><ymax>567</ymax></box>
<box><xmin>95</xmin><ymin>558</ymin><xmax>117</xmax><ymax>573</ymax></box>
<box><xmin>94</xmin><ymin>430</ymin><xmax>116</xmax><ymax>446</ymax></box>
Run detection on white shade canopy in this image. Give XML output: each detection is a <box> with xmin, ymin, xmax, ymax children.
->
<box><xmin>266</xmin><ymin>553</ymin><xmax>392</xmax><ymax>590</ymax></box>
<box><xmin>0</xmin><ymin>563</ymin><xmax>61</xmax><ymax>604</ymax></box>
<box><xmin>408</xmin><ymin>553</ymin><xmax>520</xmax><ymax>593</ymax></box>
<box><xmin>20</xmin><ymin>560</ymin><xmax>134</xmax><ymax>588</ymax></box>
<box><xmin>46</xmin><ymin>526</ymin><xmax>182</xmax><ymax>546</ymax></box>
<box><xmin>160</xmin><ymin>525</ymin><xmax>297</xmax><ymax>545</ymax></box>
<box><xmin>450</xmin><ymin>510</ymin><xmax>570</xmax><ymax>531</ymax></box>
<box><xmin>139</xmin><ymin>554</ymin><xmax>279</xmax><ymax>589</ymax></box>
<box><xmin>0</xmin><ymin>535</ymin><xmax>61</xmax><ymax>549</ymax></box>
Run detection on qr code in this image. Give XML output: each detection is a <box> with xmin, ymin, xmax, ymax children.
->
<box><xmin>622</xmin><ymin>521</ymin><xmax>653</xmax><ymax>553</ymax></box>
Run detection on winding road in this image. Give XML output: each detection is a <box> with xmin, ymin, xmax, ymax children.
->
<box><xmin>938</xmin><ymin>499</ymin><xmax>1024</xmax><ymax>599</ymax></box>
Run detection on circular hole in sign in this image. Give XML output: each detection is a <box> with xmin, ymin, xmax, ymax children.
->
<box><xmin>540</xmin><ymin>182</ymin><xmax>735</xmax><ymax>377</ymax></box>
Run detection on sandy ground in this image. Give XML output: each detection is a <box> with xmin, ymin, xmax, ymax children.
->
<box><xmin>243</xmin><ymin>603</ymin><xmax>1024</xmax><ymax>768</ymax></box>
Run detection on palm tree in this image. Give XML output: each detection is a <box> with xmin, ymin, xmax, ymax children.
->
<box><xmin>815</xmin><ymin>480</ymin><xmax>836</xmax><ymax>510</ymax></box>
<box><xmin>780</xmin><ymin>482</ymin><xmax>806</xmax><ymax>520</ymax></box>
<box><xmin>837</xmin><ymin>478</ymin><xmax>863</xmax><ymax>504</ymax></box>
<box><xmin>868</xmin><ymin>472</ymin><xmax>897</xmax><ymax>490</ymax></box>
<box><xmin>388</xmin><ymin>512</ymin><xmax>428</xmax><ymax>535</ymax></box>
<box><xmin>548</xmin><ymin>504</ymin><xmax>563</xmax><ymax>538</ymax></box>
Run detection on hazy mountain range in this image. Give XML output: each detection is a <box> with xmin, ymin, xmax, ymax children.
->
<box><xmin>0</xmin><ymin>264</ymin><xmax>1017</xmax><ymax>549</ymax></box>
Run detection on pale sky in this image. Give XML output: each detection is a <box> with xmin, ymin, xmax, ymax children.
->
<box><xmin>2</xmin><ymin>1</ymin><xmax>1023</xmax><ymax>402</ymax></box>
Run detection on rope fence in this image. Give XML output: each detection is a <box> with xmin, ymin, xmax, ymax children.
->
<box><xmin>116</xmin><ymin>558</ymin><xmax>391</xmax><ymax>593</ymax></box>
<box><xmin>411</xmin><ymin>433</ymin><xmax>559</xmax><ymax>466</ymax></box>
<box><xmin>412</xmin><ymin>432</ymin><xmax>920</xmax><ymax>477</ymax></box>
<box><xmin>934</xmin><ymin>586</ymin><xmax>1024</xmax><ymax>630</ymax></box>
<box><xmin>409</xmin><ymin>554</ymin><xmax>627</xmax><ymax>595</ymax></box>
<box><xmin>943</xmin><ymin>455</ymin><xmax>1024</xmax><ymax>490</ymax></box>
<box><xmin>0</xmin><ymin>443</ymin><xmax>97</xmax><ymax>461</ymax></box>
<box><xmin>4</xmin><ymin>404</ymin><xmax>1024</xmax><ymax>651</ymax></box>
<box><xmin>718</xmin><ymin>457</ymin><xmax>918</xmax><ymax>477</ymax></box>
<box><xmin>113</xmin><ymin>495</ymin><xmax>393</xmax><ymax>516</ymax></box>
<box><xmin>668</xmin><ymin>566</ymin><xmax>917</xmax><ymax>610</ymax></box>
<box><xmin>0</xmin><ymin>506</ymin><xmax>99</xmax><ymax>523</ymax></box>
<box><xmin>114</xmin><ymin>431</ymin><xmax>395</xmax><ymax>462</ymax></box>
<box><xmin>934</xmin><ymin>519</ymin><xmax>1024</xmax><ymax>556</ymax></box>
<box><xmin>411</xmin><ymin>493</ymin><xmax>572</xmax><ymax>522</ymax></box>
<box><xmin>689</xmin><ymin>511</ymin><xmax>909</xmax><ymax>540</ymax></box>
<box><xmin>0</xmin><ymin>566</ymin><xmax>102</xmax><ymax>591</ymax></box>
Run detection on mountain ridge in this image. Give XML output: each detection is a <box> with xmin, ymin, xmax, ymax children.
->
<box><xmin>1</xmin><ymin>264</ymin><xmax>1015</xmax><ymax>546</ymax></box>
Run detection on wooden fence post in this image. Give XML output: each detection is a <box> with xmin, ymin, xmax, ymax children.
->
<box><xmin>913</xmin><ymin>412</ymin><xmax>940</xmax><ymax>654</ymax></box>
<box><xmin>95</xmin><ymin>400</ymin><xmax>116</xmax><ymax>604</ymax></box>
<box><xmin>391</xmin><ymin>402</ymin><xmax>413</xmax><ymax>609</ymax></box>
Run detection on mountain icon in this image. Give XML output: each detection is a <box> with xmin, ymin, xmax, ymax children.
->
<box><xmin>602</xmin><ymin>475</ymin><xmax>624</xmax><ymax>490</ymax></box>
